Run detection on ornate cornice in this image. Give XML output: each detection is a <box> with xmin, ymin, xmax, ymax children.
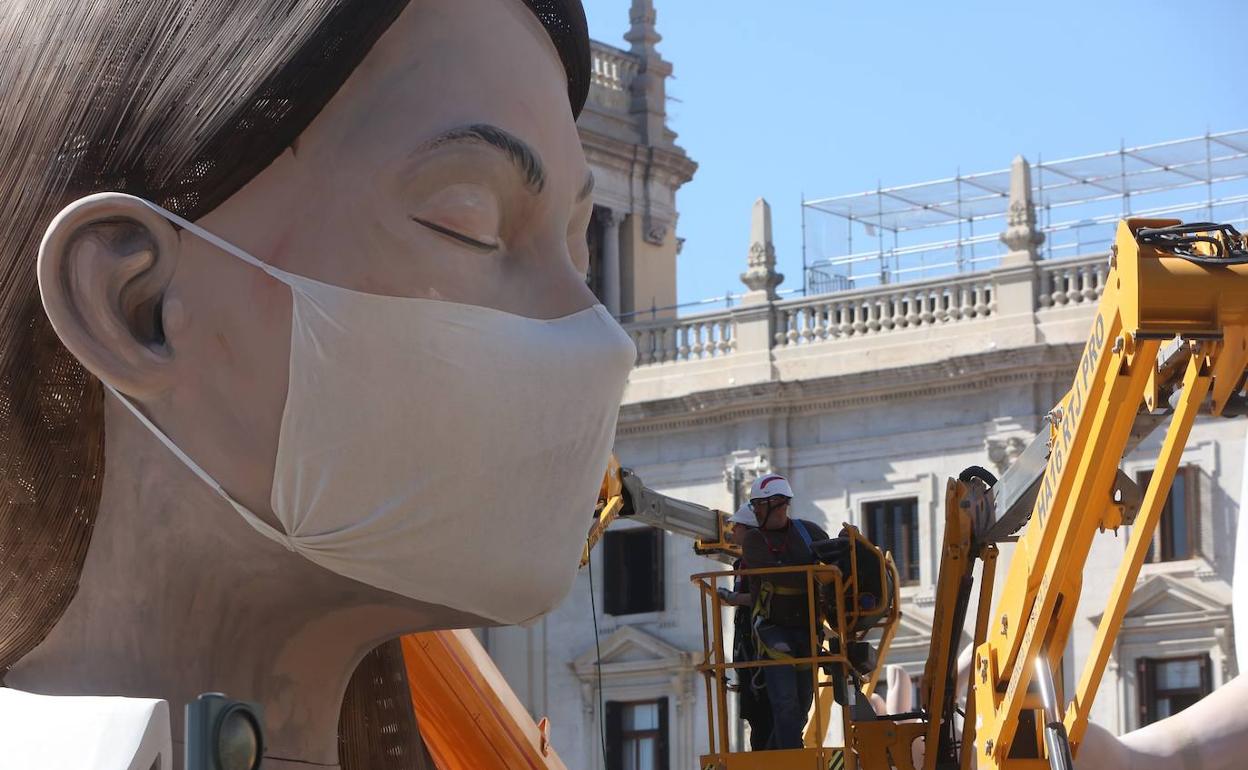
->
<box><xmin>580</xmin><ymin>129</ymin><xmax>697</xmax><ymax>188</ymax></box>
<box><xmin>618</xmin><ymin>343</ymin><xmax>1084</xmax><ymax>436</ymax></box>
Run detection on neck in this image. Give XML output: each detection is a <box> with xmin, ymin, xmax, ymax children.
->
<box><xmin>6</xmin><ymin>396</ymin><xmax>468</xmax><ymax>767</ymax></box>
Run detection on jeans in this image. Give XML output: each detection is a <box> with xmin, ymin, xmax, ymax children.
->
<box><xmin>758</xmin><ymin>624</ymin><xmax>815</xmax><ymax>750</ymax></box>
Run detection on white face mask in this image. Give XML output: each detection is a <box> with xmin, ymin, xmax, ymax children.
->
<box><xmin>100</xmin><ymin>195</ymin><xmax>635</xmax><ymax>625</ymax></box>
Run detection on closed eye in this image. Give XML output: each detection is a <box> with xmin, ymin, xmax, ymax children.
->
<box><xmin>412</xmin><ymin>216</ymin><xmax>498</xmax><ymax>251</ymax></box>
<box><xmin>409</xmin><ymin>182</ymin><xmax>502</xmax><ymax>252</ymax></box>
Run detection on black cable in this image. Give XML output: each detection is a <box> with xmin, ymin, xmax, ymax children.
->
<box><xmin>586</xmin><ymin>540</ymin><xmax>609</xmax><ymax>769</ymax></box>
<box><xmin>1137</xmin><ymin>222</ymin><xmax>1248</xmax><ymax>264</ymax></box>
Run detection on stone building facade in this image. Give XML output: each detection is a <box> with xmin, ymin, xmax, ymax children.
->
<box><xmin>576</xmin><ymin>0</ymin><xmax>694</xmax><ymax>321</ymax></box>
<box><xmin>483</xmin><ymin>4</ymin><xmax>1241</xmax><ymax>768</ymax></box>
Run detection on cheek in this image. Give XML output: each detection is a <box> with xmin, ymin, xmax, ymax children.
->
<box><xmin>169</xmin><ymin>253</ymin><xmax>293</xmax><ymax>419</ymax></box>
<box><xmin>229</xmin><ymin>271</ymin><xmax>295</xmax><ymax>401</ymax></box>
<box><xmin>162</xmin><ymin>255</ymin><xmax>296</xmax><ymax>516</ymax></box>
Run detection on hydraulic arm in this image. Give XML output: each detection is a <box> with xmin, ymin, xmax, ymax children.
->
<box><xmin>971</xmin><ymin>219</ymin><xmax>1248</xmax><ymax>769</ymax></box>
<box><xmin>582</xmin><ymin>457</ymin><xmax>739</xmax><ymax>567</ymax></box>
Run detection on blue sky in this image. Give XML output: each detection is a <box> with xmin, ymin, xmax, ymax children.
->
<box><xmin>580</xmin><ymin>0</ymin><xmax>1248</xmax><ymax>307</ymax></box>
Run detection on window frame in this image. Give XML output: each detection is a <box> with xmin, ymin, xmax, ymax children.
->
<box><xmin>1136</xmin><ymin>465</ymin><xmax>1200</xmax><ymax>564</ymax></box>
<box><xmin>605</xmin><ymin>698</ymin><xmax>670</xmax><ymax>770</ymax></box>
<box><xmin>603</xmin><ymin>527</ymin><xmax>665</xmax><ymax>616</ymax></box>
<box><xmin>862</xmin><ymin>496</ymin><xmax>921</xmax><ymax>586</ymax></box>
<box><xmin>1136</xmin><ymin>654</ymin><xmax>1212</xmax><ymax>726</ymax></box>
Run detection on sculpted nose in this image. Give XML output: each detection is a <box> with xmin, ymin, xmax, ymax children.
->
<box><xmin>512</xmin><ymin>237</ymin><xmax>599</xmax><ymax>319</ymax></box>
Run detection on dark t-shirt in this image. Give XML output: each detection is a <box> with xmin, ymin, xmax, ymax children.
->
<box><xmin>741</xmin><ymin>519</ymin><xmax>830</xmax><ymax>628</ymax></box>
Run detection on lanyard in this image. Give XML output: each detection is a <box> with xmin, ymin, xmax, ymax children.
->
<box><xmin>760</xmin><ymin>523</ymin><xmax>791</xmax><ymax>560</ymax></box>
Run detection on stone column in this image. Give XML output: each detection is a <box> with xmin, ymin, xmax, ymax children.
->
<box><xmin>598</xmin><ymin>208</ymin><xmax>622</xmax><ymax>316</ymax></box>
<box><xmin>580</xmin><ymin>681</ymin><xmax>599</xmax><ymax>770</ymax></box>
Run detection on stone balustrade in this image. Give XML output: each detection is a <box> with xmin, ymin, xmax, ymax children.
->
<box><xmin>590</xmin><ymin>42</ymin><xmax>639</xmax><ymax>94</ymax></box>
<box><xmin>773</xmin><ymin>274</ymin><xmax>996</xmax><ymax>348</ymax></box>
<box><xmin>1037</xmin><ymin>252</ymin><xmax>1109</xmax><ymax>307</ymax></box>
<box><xmin>630</xmin><ymin>312</ymin><xmax>736</xmax><ymax>366</ymax></box>
<box><xmin>626</xmin><ymin>253</ymin><xmax>1113</xmax><ymax>370</ymax></box>
<box><xmin>621</xmin><ymin>252</ymin><xmax>1111</xmax><ymax>404</ymax></box>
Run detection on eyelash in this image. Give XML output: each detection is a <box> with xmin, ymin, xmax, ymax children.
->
<box><xmin>411</xmin><ymin>216</ymin><xmax>498</xmax><ymax>251</ymax></box>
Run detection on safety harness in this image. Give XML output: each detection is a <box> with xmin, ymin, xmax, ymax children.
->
<box><xmin>751</xmin><ymin>519</ymin><xmax>818</xmax><ymax>669</ymax></box>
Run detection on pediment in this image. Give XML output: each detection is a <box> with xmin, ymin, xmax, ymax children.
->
<box><xmin>1140</xmin><ymin>593</ymin><xmax>1203</xmax><ymax>616</ymax></box>
<box><xmin>892</xmin><ymin>610</ymin><xmax>935</xmax><ymax>641</ymax></box>
<box><xmin>868</xmin><ymin>607</ymin><xmax>971</xmax><ymax>658</ymax></box>
<box><xmin>572</xmin><ymin>625</ymin><xmax>692</xmax><ymax>678</ymax></box>
<box><xmin>1090</xmin><ymin>574</ymin><xmax>1230</xmax><ymax>626</ymax></box>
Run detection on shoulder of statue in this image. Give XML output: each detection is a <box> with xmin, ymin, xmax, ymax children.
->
<box><xmin>0</xmin><ymin>688</ymin><xmax>171</xmax><ymax>769</ymax></box>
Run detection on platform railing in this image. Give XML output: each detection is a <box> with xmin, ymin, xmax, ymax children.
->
<box><xmin>691</xmin><ymin>551</ymin><xmax>900</xmax><ymax>767</ymax></box>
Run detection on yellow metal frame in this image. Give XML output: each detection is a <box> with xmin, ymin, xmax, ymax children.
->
<box><xmin>581</xmin><ymin>455</ymin><xmax>625</xmax><ymax>568</ymax></box>
<box><xmin>805</xmin><ymin>540</ymin><xmax>903</xmax><ymax>749</ymax></box>
<box><xmin>581</xmin><ymin>454</ymin><xmax>742</xmax><ymax>568</ymax></box>
<box><xmin>971</xmin><ymin>219</ymin><xmax>1248</xmax><ymax>767</ymax></box>
<box><xmin>693</xmin><ymin>555</ymin><xmax>902</xmax><ymax>770</ymax></box>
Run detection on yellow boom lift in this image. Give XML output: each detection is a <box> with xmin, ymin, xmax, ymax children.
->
<box><xmin>578</xmin><ymin>218</ymin><xmax>1248</xmax><ymax>770</ymax></box>
<box><xmin>393</xmin><ymin>218</ymin><xmax>1248</xmax><ymax>770</ymax></box>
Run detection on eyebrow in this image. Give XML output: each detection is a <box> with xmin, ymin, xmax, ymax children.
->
<box><xmin>578</xmin><ymin>172</ymin><xmax>595</xmax><ymax>202</ymax></box>
<box><xmin>418</xmin><ymin>124</ymin><xmax>545</xmax><ymax>193</ymax></box>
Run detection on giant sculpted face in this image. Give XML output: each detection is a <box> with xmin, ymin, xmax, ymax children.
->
<box><xmin>8</xmin><ymin>0</ymin><xmax>632</xmax><ymax>765</ymax></box>
<box><xmin>41</xmin><ymin>0</ymin><xmax>603</xmax><ymax>538</ymax></box>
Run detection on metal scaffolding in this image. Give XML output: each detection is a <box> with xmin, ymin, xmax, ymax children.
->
<box><xmin>801</xmin><ymin>129</ymin><xmax>1248</xmax><ymax>293</ymax></box>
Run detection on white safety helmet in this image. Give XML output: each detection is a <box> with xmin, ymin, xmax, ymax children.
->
<box><xmin>749</xmin><ymin>473</ymin><xmax>793</xmax><ymax>502</ymax></box>
<box><xmin>728</xmin><ymin>504</ymin><xmax>759</xmax><ymax>528</ymax></box>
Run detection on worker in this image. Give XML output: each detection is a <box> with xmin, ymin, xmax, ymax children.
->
<box><xmin>740</xmin><ymin>474</ymin><xmax>830</xmax><ymax>750</ymax></box>
<box><xmin>718</xmin><ymin>504</ymin><xmax>773</xmax><ymax>750</ymax></box>
<box><xmin>717</xmin><ymin>504</ymin><xmax>760</xmax><ymax>606</ymax></box>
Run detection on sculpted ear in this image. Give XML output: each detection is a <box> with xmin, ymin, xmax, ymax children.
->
<box><xmin>38</xmin><ymin>193</ymin><xmax>180</xmax><ymax>398</ymax></box>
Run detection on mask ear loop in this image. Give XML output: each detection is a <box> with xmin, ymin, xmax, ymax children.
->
<box><xmin>132</xmin><ymin>197</ymin><xmax>288</xmax><ymax>280</ymax></box>
<box><xmin>104</xmin><ymin>384</ymin><xmax>297</xmax><ymax>551</ymax></box>
<box><xmin>87</xmin><ymin>196</ymin><xmax>298</xmax><ymax>551</ymax></box>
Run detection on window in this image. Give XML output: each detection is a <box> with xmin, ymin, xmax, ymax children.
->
<box><xmin>604</xmin><ymin>528</ymin><xmax>665</xmax><ymax>615</ymax></box>
<box><xmin>1137</xmin><ymin>655</ymin><xmax>1211</xmax><ymax>725</ymax></box>
<box><xmin>1137</xmin><ymin>466</ymin><xmax>1200</xmax><ymax>563</ymax></box>
<box><xmin>606</xmin><ymin>699</ymin><xmax>669</xmax><ymax>770</ymax></box>
<box><xmin>863</xmin><ymin>497</ymin><xmax>920</xmax><ymax>585</ymax></box>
